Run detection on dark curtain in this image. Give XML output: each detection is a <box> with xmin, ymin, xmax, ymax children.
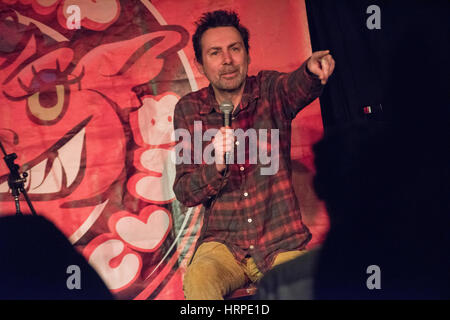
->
<box><xmin>305</xmin><ymin>0</ymin><xmax>450</xmax><ymax>299</ymax></box>
<box><xmin>305</xmin><ymin>0</ymin><xmax>450</xmax><ymax>132</ymax></box>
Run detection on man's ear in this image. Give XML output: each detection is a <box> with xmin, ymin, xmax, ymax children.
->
<box><xmin>195</xmin><ymin>59</ymin><xmax>205</xmax><ymax>76</ymax></box>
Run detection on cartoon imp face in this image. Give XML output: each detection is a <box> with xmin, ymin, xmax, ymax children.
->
<box><xmin>0</xmin><ymin>17</ymin><xmax>189</xmax><ymax>237</ymax></box>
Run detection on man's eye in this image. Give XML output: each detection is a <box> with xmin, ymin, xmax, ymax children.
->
<box><xmin>210</xmin><ymin>51</ymin><xmax>218</xmax><ymax>56</ymax></box>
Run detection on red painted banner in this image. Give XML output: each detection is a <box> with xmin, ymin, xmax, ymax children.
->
<box><xmin>0</xmin><ymin>0</ymin><xmax>327</xmax><ymax>299</ymax></box>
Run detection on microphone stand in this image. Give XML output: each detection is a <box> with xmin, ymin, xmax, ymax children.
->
<box><xmin>0</xmin><ymin>141</ymin><xmax>36</xmax><ymax>215</ymax></box>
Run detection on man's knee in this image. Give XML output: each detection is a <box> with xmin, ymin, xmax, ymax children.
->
<box><xmin>183</xmin><ymin>258</ymin><xmax>225</xmax><ymax>299</ymax></box>
<box><xmin>185</xmin><ymin>258</ymin><xmax>220</xmax><ymax>286</ymax></box>
<box><xmin>272</xmin><ymin>249</ymin><xmax>308</xmax><ymax>268</ymax></box>
<box><xmin>183</xmin><ymin>250</ymin><xmax>248</xmax><ymax>299</ymax></box>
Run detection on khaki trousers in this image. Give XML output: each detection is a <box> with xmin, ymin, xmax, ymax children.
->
<box><xmin>183</xmin><ymin>241</ymin><xmax>306</xmax><ymax>300</ymax></box>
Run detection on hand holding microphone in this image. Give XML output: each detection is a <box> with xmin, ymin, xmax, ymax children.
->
<box><xmin>213</xmin><ymin>101</ymin><xmax>234</xmax><ymax>173</ymax></box>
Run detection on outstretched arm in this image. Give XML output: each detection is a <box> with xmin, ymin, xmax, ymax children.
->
<box><xmin>267</xmin><ymin>50</ymin><xmax>335</xmax><ymax>120</ymax></box>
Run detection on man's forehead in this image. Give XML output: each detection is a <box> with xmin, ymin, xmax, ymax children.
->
<box><xmin>201</xmin><ymin>26</ymin><xmax>244</xmax><ymax>50</ymax></box>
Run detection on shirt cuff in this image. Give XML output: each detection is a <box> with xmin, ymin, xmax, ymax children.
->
<box><xmin>299</xmin><ymin>58</ymin><xmax>324</xmax><ymax>96</ymax></box>
<box><xmin>303</xmin><ymin>58</ymin><xmax>322</xmax><ymax>83</ymax></box>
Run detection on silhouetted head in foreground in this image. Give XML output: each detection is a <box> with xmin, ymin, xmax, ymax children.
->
<box><xmin>312</xmin><ymin>119</ymin><xmax>450</xmax><ymax>299</ymax></box>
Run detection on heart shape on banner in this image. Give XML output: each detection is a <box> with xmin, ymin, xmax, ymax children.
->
<box><xmin>109</xmin><ymin>205</ymin><xmax>172</xmax><ymax>252</ymax></box>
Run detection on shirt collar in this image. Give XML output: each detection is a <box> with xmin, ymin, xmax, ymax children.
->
<box><xmin>199</xmin><ymin>75</ymin><xmax>260</xmax><ymax>115</ymax></box>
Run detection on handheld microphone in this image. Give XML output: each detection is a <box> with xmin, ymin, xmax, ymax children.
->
<box><xmin>219</xmin><ymin>101</ymin><xmax>234</xmax><ymax>164</ymax></box>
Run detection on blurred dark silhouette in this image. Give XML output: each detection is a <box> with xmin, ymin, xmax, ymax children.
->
<box><xmin>256</xmin><ymin>114</ymin><xmax>449</xmax><ymax>299</ymax></box>
<box><xmin>312</xmin><ymin>119</ymin><xmax>449</xmax><ymax>299</ymax></box>
<box><xmin>0</xmin><ymin>214</ymin><xmax>114</xmax><ymax>300</ymax></box>
<box><xmin>253</xmin><ymin>246</ymin><xmax>321</xmax><ymax>299</ymax></box>
<box><xmin>311</xmin><ymin>0</ymin><xmax>449</xmax><ymax>298</ymax></box>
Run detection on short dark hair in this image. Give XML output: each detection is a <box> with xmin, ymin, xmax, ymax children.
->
<box><xmin>192</xmin><ymin>10</ymin><xmax>250</xmax><ymax>64</ymax></box>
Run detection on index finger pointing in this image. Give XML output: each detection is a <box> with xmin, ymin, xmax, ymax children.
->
<box><xmin>313</xmin><ymin>50</ymin><xmax>330</xmax><ymax>59</ymax></box>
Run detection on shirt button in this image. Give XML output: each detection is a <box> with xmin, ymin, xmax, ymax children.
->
<box><xmin>249</xmin><ymin>245</ymin><xmax>255</xmax><ymax>250</ymax></box>
<box><xmin>232</xmin><ymin>117</ymin><xmax>236</xmax><ymax>120</ymax></box>
<box><xmin>235</xmin><ymin>141</ymin><xmax>240</xmax><ymax>146</ymax></box>
<box><xmin>243</xmin><ymin>192</ymin><xmax>248</xmax><ymax>197</ymax></box>
<box><xmin>247</xmin><ymin>218</ymin><xmax>252</xmax><ymax>223</ymax></box>
<box><xmin>240</xmin><ymin>166</ymin><xmax>245</xmax><ymax>171</ymax></box>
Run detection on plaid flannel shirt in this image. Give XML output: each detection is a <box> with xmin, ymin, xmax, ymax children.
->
<box><xmin>173</xmin><ymin>60</ymin><xmax>323</xmax><ymax>273</ymax></box>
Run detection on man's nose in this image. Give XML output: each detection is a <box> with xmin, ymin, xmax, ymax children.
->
<box><xmin>222</xmin><ymin>50</ymin><xmax>232</xmax><ymax>64</ymax></box>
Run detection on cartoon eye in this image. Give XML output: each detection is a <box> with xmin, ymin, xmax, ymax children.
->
<box><xmin>3</xmin><ymin>62</ymin><xmax>84</xmax><ymax>125</ymax></box>
<box><xmin>27</xmin><ymin>83</ymin><xmax>66</xmax><ymax>123</ymax></box>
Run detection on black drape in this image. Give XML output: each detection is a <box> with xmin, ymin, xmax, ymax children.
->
<box><xmin>305</xmin><ymin>0</ymin><xmax>450</xmax><ymax>300</ymax></box>
<box><xmin>305</xmin><ymin>0</ymin><xmax>450</xmax><ymax>132</ymax></box>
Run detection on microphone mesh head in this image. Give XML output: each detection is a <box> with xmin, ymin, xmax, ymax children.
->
<box><xmin>219</xmin><ymin>101</ymin><xmax>234</xmax><ymax>114</ymax></box>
